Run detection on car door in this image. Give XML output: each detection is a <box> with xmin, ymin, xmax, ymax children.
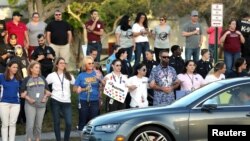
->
<box><xmin>188</xmin><ymin>83</ymin><xmax>250</xmax><ymax>141</ymax></box>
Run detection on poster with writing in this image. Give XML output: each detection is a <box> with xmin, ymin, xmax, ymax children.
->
<box><xmin>104</xmin><ymin>80</ymin><xmax>128</xmax><ymax>103</ymax></box>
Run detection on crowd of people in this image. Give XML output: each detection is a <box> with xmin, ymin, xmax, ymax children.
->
<box><xmin>0</xmin><ymin>8</ymin><xmax>250</xmax><ymax>141</ymax></box>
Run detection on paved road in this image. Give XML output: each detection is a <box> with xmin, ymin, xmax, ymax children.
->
<box><xmin>0</xmin><ymin>130</ymin><xmax>81</xmax><ymax>141</ymax></box>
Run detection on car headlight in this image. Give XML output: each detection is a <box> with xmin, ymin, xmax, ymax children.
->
<box><xmin>95</xmin><ymin>124</ymin><xmax>120</xmax><ymax>133</ymax></box>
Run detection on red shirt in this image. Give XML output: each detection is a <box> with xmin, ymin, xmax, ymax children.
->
<box><xmin>6</xmin><ymin>21</ymin><xmax>27</xmax><ymax>47</ymax></box>
<box><xmin>221</xmin><ymin>30</ymin><xmax>241</xmax><ymax>53</ymax></box>
<box><xmin>85</xmin><ymin>19</ymin><xmax>104</xmax><ymax>42</ymax></box>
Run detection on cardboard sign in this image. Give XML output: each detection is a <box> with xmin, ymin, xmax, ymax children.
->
<box><xmin>104</xmin><ymin>80</ymin><xmax>128</xmax><ymax>103</ymax></box>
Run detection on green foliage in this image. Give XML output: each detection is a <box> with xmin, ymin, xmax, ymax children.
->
<box><xmin>8</xmin><ymin>0</ymin><xmax>19</xmax><ymax>5</ymax></box>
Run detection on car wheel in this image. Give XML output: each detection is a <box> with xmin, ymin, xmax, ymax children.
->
<box><xmin>130</xmin><ymin>126</ymin><xmax>172</xmax><ymax>141</ymax></box>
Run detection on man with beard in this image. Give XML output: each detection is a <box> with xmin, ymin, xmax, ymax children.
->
<box><xmin>149</xmin><ymin>50</ymin><xmax>180</xmax><ymax>106</ymax></box>
<box><xmin>31</xmin><ymin>34</ymin><xmax>55</xmax><ymax>77</ymax></box>
<box><xmin>86</xmin><ymin>9</ymin><xmax>104</xmax><ymax>62</ymax></box>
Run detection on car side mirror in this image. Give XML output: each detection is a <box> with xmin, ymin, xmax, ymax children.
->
<box><xmin>201</xmin><ymin>103</ymin><xmax>217</xmax><ymax>112</ymax></box>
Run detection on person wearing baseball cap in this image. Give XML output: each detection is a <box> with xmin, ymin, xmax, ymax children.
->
<box><xmin>6</xmin><ymin>11</ymin><xmax>29</xmax><ymax>52</ymax></box>
<box><xmin>12</xmin><ymin>11</ymin><xmax>23</xmax><ymax>17</ymax></box>
<box><xmin>182</xmin><ymin>10</ymin><xmax>203</xmax><ymax>62</ymax></box>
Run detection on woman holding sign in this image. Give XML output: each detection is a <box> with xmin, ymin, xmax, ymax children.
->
<box><xmin>74</xmin><ymin>56</ymin><xmax>102</xmax><ymax>132</ymax></box>
<box><xmin>103</xmin><ymin>59</ymin><xmax>130</xmax><ymax>112</ymax></box>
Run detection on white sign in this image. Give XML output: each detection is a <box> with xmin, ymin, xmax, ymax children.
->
<box><xmin>104</xmin><ymin>80</ymin><xmax>128</xmax><ymax>103</ymax></box>
<box><xmin>211</xmin><ymin>4</ymin><xmax>223</xmax><ymax>27</ymax></box>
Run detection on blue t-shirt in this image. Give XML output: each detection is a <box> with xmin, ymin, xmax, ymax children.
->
<box><xmin>74</xmin><ymin>71</ymin><xmax>100</xmax><ymax>101</ymax></box>
<box><xmin>0</xmin><ymin>74</ymin><xmax>20</xmax><ymax>104</ymax></box>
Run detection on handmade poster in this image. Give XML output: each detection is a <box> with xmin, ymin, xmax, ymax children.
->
<box><xmin>104</xmin><ymin>80</ymin><xmax>128</xmax><ymax>103</ymax></box>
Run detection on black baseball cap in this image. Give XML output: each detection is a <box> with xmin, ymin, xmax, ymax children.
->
<box><xmin>12</xmin><ymin>11</ymin><xmax>23</xmax><ymax>17</ymax></box>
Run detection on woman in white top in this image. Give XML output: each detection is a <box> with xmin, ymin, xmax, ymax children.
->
<box><xmin>152</xmin><ymin>15</ymin><xmax>171</xmax><ymax>62</ymax></box>
<box><xmin>115</xmin><ymin>15</ymin><xmax>133</xmax><ymax>62</ymax></box>
<box><xmin>104</xmin><ymin>59</ymin><xmax>130</xmax><ymax>112</ymax></box>
<box><xmin>177</xmin><ymin>60</ymin><xmax>205</xmax><ymax>95</ymax></box>
<box><xmin>205</xmin><ymin>62</ymin><xmax>226</xmax><ymax>84</ymax></box>
<box><xmin>26</xmin><ymin>12</ymin><xmax>47</xmax><ymax>59</ymax></box>
<box><xmin>132</xmin><ymin>12</ymin><xmax>150</xmax><ymax>67</ymax></box>
<box><xmin>127</xmin><ymin>63</ymin><xmax>149</xmax><ymax>108</ymax></box>
<box><xmin>46</xmin><ymin>57</ymin><xmax>75</xmax><ymax>141</ymax></box>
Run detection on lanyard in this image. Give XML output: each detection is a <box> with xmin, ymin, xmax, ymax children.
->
<box><xmin>186</xmin><ymin>73</ymin><xmax>195</xmax><ymax>90</ymax></box>
<box><xmin>112</xmin><ymin>73</ymin><xmax>122</xmax><ymax>84</ymax></box>
<box><xmin>56</xmin><ymin>73</ymin><xmax>64</xmax><ymax>94</ymax></box>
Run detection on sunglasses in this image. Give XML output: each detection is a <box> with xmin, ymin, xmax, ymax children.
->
<box><xmin>162</xmin><ymin>56</ymin><xmax>170</xmax><ymax>59</ymax></box>
<box><xmin>160</xmin><ymin>19</ymin><xmax>165</xmax><ymax>21</ymax></box>
<box><xmin>55</xmin><ymin>14</ymin><xmax>61</xmax><ymax>16</ymax></box>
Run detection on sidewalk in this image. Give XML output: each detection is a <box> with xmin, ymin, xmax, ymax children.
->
<box><xmin>0</xmin><ymin>130</ymin><xmax>81</xmax><ymax>141</ymax></box>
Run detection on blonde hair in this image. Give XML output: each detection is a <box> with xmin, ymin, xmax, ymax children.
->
<box><xmin>27</xmin><ymin>61</ymin><xmax>41</xmax><ymax>76</ymax></box>
<box><xmin>81</xmin><ymin>56</ymin><xmax>94</xmax><ymax>72</ymax></box>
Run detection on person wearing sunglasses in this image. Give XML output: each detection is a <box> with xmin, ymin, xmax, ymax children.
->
<box><xmin>149</xmin><ymin>50</ymin><xmax>180</xmax><ymax>106</ymax></box>
<box><xmin>103</xmin><ymin>59</ymin><xmax>129</xmax><ymax>112</ymax></box>
<box><xmin>46</xmin><ymin>10</ymin><xmax>72</xmax><ymax>64</ymax></box>
<box><xmin>151</xmin><ymin>15</ymin><xmax>171</xmax><ymax>63</ymax></box>
<box><xmin>127</xmin><ymin>63</ymin><xmax>149</xmax><ymax>108</ymax></box>
<box><xmin>74</xmin><ymin>56</ymin><xmax>102</xmax><ymax>132</ymax></box>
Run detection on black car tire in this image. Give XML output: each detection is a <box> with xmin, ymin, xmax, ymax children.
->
<box><xmin>129</xmin><ymin>126</ymin><xmax>172</xmax><ymax>141</ymax></box>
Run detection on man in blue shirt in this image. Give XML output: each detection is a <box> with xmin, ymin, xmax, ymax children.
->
<box><xmin>106</xmin><ymin>45</ymin><xmax>119</xmax><ymax>73</ymax></box>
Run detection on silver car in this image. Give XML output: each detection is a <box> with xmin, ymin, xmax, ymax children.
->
<box><xmin>82</xmin><ymin>78</ymin><xmax>250</xmax><ymax>141</ymax></box>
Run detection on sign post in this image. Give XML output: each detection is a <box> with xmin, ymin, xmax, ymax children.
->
<box><xmin>211</xmin><ymin>3</ymin><xmax>223</xmax><ymax>63</ymax></box>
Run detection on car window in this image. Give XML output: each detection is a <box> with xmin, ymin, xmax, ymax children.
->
<box><xmin>202</xmin><ymin>84</ymin><xmax>250</xmax><ymax>107</ymax></box>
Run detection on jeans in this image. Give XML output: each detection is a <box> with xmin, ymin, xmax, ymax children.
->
<box><xmin>209</xmin><ymin>44</ymin><xmax>215</xmax><ymax>62</ymax></box>
<box><xmin>51</xmin><ymin>98</ymin><xmax>72</xmax><ymax>141</ymax></box>
<box><xmin>134</xmin><ymin>42</ymin><xmax>149</xmax><ymax>67</ymax></box>
<box><xmin>224</xmin><ymin>51</ymin><xmax>241</xmax><ymax>73</ymax></box>
<box><xmin>78</xmin><ymin>100</ymin><xmax>99</xmax><ymax>130</ymax></box>
<box><xmin>185</xmin><ymin>48</ymin><xmax>200</xmax><ymax>62</ymax></box>
<box><xmin>123</xmin><ymin>46</ymin><xmax>133</xmax><ymax>62</ymax></box>
<box><xmin>87</xmin><ymin>42</ymin><xmax>102</xmax><ymax>62</ymax></box>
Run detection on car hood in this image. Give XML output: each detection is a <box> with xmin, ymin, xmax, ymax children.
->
<box><xmin>88</xmin><ymin>105</ymin><xmax>186</xmax><ymax>125</ymax></box>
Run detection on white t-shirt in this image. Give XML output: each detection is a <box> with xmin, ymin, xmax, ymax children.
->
<box><xmin>127</xmin><ymin>76</ymin><xmax>149</xmax><ymax>108</ymax></box>
<box><xmin>46</xmin><ymin>72</ymin><xmax>75</xmax><ymax>103</ymax></box>
<box><xmin>132</xmin><ymin>23</ymin><xmax>149</xmax><ymax>43</ymax></box>
<box><xmin>205</xmin><ymin>74</ymin><xmax>225</xmax><ymax>84</ymax></box>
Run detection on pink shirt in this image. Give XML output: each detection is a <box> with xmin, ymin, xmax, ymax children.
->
<box><xmin>177</xmin><ymin>73</ymin><xmax>206</xmax><ymax>92</ymax></box>
<box><xmin>207</xmin><ymin>27</ymin><xmax>222</xmax><ymax>45</ymax></box>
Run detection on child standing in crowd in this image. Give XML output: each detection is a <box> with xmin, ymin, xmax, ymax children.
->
<box><xmin>0</xmin><ymin>61</ymin><xmax>22</xmax><ymax>141</ymax></box>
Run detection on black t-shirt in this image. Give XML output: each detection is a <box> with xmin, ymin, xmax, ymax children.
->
<box><xmin>46</xmin><ymin>20</ymin><xmax>71</xmax><ymax>45</ymax></box>
<box><xmin>0</xmin><ymin>20</ymin><xmax>6</xmax><ymax>45</ymax></box>
<box><xmin>237</xmin><ymin>19</ymin><xmax>250</xmax><ymax>38</ymax></box>
<box><xmin>169</xmin><ymin>56</ymin><xmax>185</xmax><ymax>75</ymax></box>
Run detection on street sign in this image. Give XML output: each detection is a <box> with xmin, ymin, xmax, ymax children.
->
<box><xmin>211</xmin><ymin>3</ymin><xmax>223</xmax><ymax>27</ymax></box>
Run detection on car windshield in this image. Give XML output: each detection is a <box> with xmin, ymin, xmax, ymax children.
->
<box><xmin>168</xmin><ymin>82</ymin><xmax>223</xmax><ymax>108</ymax></box>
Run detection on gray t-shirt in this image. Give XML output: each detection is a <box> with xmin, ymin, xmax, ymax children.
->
<box><xmin>26</xmin><ymin>21</ymin><xmax>47</xmax><ymax>46</ymax></box>
<box><xmin>21</xmin><ymin>76</ymin><xmax>49</xmax><ymax>108</ymax></box>
<box><xmin>153</xmin><ymin>25</ymin><xmax>171</xmax><ymax>49</ymax></box>
<box><xmin>183</xmin><ymin>22</ymin><xmax>202</xmax><ymax>48</ymax></box>
<box><xmin>115</xmin><ymin>25</ymin><xmax>133</xmax><ymax>48</ymax></box>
